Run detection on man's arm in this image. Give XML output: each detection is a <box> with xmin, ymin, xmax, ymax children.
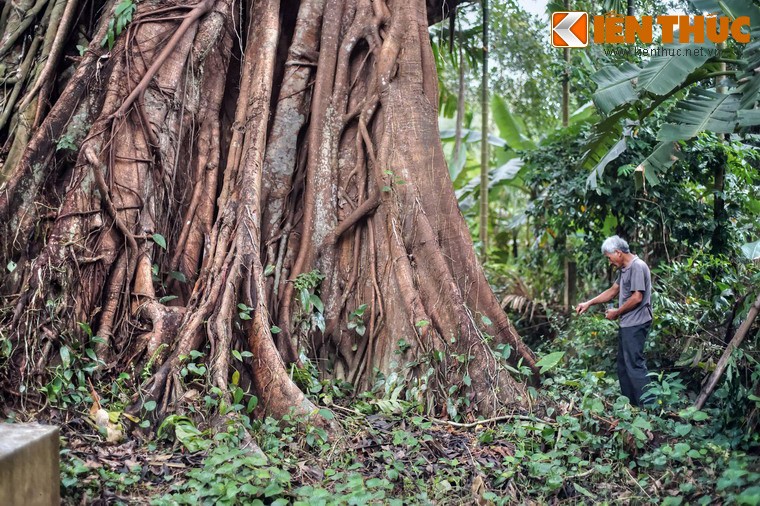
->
<box><xmin>606</xmin><ymin>290</ymin><xmax>643</xmax><ymax>320</ymax></box>
<box><xmin>576</xmin><ymin>284</ymin><xmax>620</xmax><ymax>314</ymax></box>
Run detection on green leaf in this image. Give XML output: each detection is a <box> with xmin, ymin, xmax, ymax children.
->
<box><xmin>601</xmin><ymin>214</ymin><xmax>619</xmax><ymax>237</ymax></box>
<box><xmin>690</xmin><ymin>0</ymin><xmax>760</xmax><ymax>22</ymax></box>
<box><xmin>591</xmin><ymin>62</ymin><xmax>641</xmax><ymax>115</ymax></box>
<box><xmin>738</xmin><ymin>108</ymin><xmax>760</xmax><ymax>129</ymax></box>
<box><xmin>144</xmin><ymin>400</ymin><xmax>157</xmax><ymax>412</ymax></box>
<box><xmin>587</xmin><ymin>137</ymin><xmax>627</xmax><ymax>189</ymax></box>
<box><xmin>264</xmin><ymin>483</ymin><xmax>283</xmax><ymax>498</ymax></box>
<box><xmin>264</xmin><ymin>264</ymin><xmax>275</xmax><ymax>276</ymax></box>
<box><xmin>318</xmin><ymin>408</ymin><xmax>335</xmax><ymax>420</ymax></box>
<box><xmin>740</xmin><ymin>240</ymin><xmax>760</xmax><ymax>260</ymax></box>
<box><xmin>232</xmin><ymin>370</ymin><xmax>240</xmax><ymax>386</ymax></box>
<box><xmin>300</xmin><ymin>288</ymin><xmax>311</xmax><ymax>310</ymax></box>
<box><xmin>633</xmin><ymin>142</ymin><xmax>680</xmax><ymax>189</ymax></box>
<box><xmin>159</xmin><ymin>295</ymin><xmax>178</xmax><ymax>304</ymax></box>
<box><xmin>491</xmin><ymin>94</ymin><xmax>529</xmax><ymax>150</ymax></box>
<box><xmin>658</xmin><ymin>89</ymin><xmax>740</xmax><ymax>142</ymax></box>
<box><xmin>534</xmin><ymin>351</ymin><xmax>565</xmax><ymax>374</ymax></box>
<box><xmin>574</xmin><ymin>483</ymin><xmax>595</xmax><ymax>499</ymax></box>
<box><xmin>115</xmin><ymin>0</ymin><xmax>133</xmax><ymax>16</ymax></box>
<box><xmin>170</xmin><ymin>271</ymin><xmax>187</xmax><ymax>283</ymax></box>
<box><xmin>489</xmin><ymin>158</ymin><xmax>524</xmax><ymax>190</ymax></box>
<box><xmin>579</xmin><ymin>107</ymin><xmax>628</xmax><ymax>178</ymax></box>
<box><xmin>440</xmin><ymin>128</ymin><xmax>509</xmax><ymax>147</ymax></box>
<box><xmin>270</xmin><ymin>325</ymin><xmax>282</xmax><ymax>334</ymax></box>
<box><xmin>448</xmin><ymin>145</ymin><xmax>467</xmax><ymax>181</ymax></box>
<box><xmin>247</xmin><ymin>396</ymin><xmax>258</xmax><ymax>413</ymax></box>
<box><xmin>78</xmin><ymin>322</ymin><xmax>93</xmax><ymax>338</ymax></box>
<box><xmin>737</xmin><ymin>27</ymin><xmax>760</xmax><ymax>108</ymax></box>
<box><xmin>60</xmin><ymin>346</ymin><xmax>71</xmax><ymax>369</ymax></box>
<box><xmin>462</xmin><ymin>374</ymin><xmax>471</xmax><ymax>387</ymax></box>
<box><xmin>568</xmin><ymin>101</ymin><xmax>598</xmax><ymax>126</ymax></box>
<box><xmin>309</xmin><ymin>294</ymin><xmax>324</xmax><ymax>313</ymax></box>
<box><xmin>152</xmin><ymin>233</ymin><xmax>167</xmax><ymax>250</ymax></box>
<box><xmin>674</xmin><ymin>423</ymin><xmax>692</xmax><ymax>436</ymax></box>
<box><xmin>232</xmin><ymin>350</ymin><xmax>242</xmax><ymax>361</ymax></box>
<box><xmin>638</xmin><ymin>43</ymin><xmax>713</xmax><ymax>96</ymax></box>
<box><xmin>630</xmin><ymin>426</ymin><xmax>647</xmax><ymax>441</ymax></box>
<box><xmin>415</xmin><ymin>320</ymin><xmax>429</xmax><ymax>328</ymax></box>
<box><xmin>6</xmin><ymin>260</ymin><xmax>16</xmax><ymax>273</ymax></box>
<box><xmin>632</xmin><ymin>416</ymin><xmax>652</xmax><ymax>430</ymax></box>
<box><xmin>456</xmin><ymin>158</ymin><xmax>526</xmax><ymax>202</ymax></box>
<box><xmin>679</xmin><ymin>406</ymin><xmax>710</xmax><ymax>421</ymax></box>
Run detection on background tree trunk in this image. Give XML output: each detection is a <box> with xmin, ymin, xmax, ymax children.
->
<box><xmin>0</xmin><ymin>0</ymin><xmax>535</xmax><ymax>426</ymax></box>
<box><xmin>479</xmin><ymin>0</ymin><xmax>489</xmax><ymax>263</ymax></box>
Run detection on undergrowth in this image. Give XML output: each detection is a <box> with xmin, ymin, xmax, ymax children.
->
<box><xmin>4</xmin><ymin>281</ymin><xmax>759</xmax><ymax>504</ymax></box>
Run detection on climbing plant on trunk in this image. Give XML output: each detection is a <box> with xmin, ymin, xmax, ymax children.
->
<box><xmin>0</xmin><ymin>0</ymin><xmax>536</xmax><ymax>429</ymax></box>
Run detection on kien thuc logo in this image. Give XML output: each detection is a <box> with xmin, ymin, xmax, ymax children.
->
<box><xmin>551</xmin><ymin>11</ymin><xmax>751</xmax><ymax>48</ymax></box>
<box><xmin>552</xmin><ymin>11</ymin><xmax>589</xmax><ymax>48</ymax></box>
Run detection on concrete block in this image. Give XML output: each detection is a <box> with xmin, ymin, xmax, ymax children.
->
<box><xmin>0</xmin><ymin>423</ymin><xmax>60</xmax><ymax>506</ymax></box>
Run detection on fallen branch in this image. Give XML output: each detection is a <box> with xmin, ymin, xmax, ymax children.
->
<box><xmin>694</xmin><ymin>291</ymin><xmax>760</xmax><ymax>410</ymax></box>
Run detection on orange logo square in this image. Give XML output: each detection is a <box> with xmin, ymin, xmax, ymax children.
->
<box><xmin>551</xmin><ymin>11</ymin><xmax>589</xmax><ymax>48</ymax></box>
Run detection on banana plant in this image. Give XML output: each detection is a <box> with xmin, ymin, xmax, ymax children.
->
<box><xmin>582</xmin><ymin>0</ymin><xmax>760</xmax><ymax>189</ymax></box>
<box><xmin>443</xmin><ymin>93</ymin><xmax>597</xmax><ymax>210</ymax></box>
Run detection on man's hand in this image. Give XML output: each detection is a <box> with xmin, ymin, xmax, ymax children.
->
<box><xmin>605</xmin><ymin>308</ymin><xmax>620</xmax><ymax>320</ymax></box>
<box><xmin>576</xmin><ymin>301</ymin><xmax>592</xmax><ymax>314</ymax></box>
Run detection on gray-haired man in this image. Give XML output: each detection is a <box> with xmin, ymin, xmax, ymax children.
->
<box><xmin>576</xmin><ymin>235</ymin><xmax>653</xmax><ymax>406</ymax></box>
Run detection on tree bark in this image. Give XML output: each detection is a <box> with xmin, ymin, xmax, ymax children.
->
<box><xmin>0</xmin><ymin>0</ymin><xmax>535</xmax><ymax>427</ymax></box>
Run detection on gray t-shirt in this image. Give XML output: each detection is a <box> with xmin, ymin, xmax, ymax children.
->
<box><xmin>615</xmin><ymin>256</ymin><xmax>652</xmax><ymax>328</ymax></box>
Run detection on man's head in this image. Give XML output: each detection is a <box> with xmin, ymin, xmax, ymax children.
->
<box><xmin>601</xmin><ymin>235</ymin><xmax>630</xmax><ymax>268</ymax></box>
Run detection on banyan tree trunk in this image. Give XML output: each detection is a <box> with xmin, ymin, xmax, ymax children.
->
<box><xmin>0</xmin><ymin>0</ymin><xmax>536</xmax><ymax>427</ymax></box>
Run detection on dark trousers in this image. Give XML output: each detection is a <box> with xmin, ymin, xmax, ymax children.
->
<box><xmin>617</xmin><ymin>322</ymin><xmax>651</xmax><ymax>406</ymax></box>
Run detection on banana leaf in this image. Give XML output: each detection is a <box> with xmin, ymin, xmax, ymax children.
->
<box><xmin>586</xmin><ymin>138</ymin><xmax>627</xmax><ymax>190</ymax></box>
<box><xmin>592</xmin><ymin>63</ymin><xmax>641</xmax><ymax>115</ymax></box>
<box><xmin>579</xmin><ymin>107</ymin><xmax>629</xmax><ymax>173</ymax></box>
<box><xmin>657</xmin><ymin>88</ymin><xmax>740</xmax><ymax>142</ymax></box>
<box><xmin>633</xmin><ymin>142</ymin><xmax>680</xmax><ymax>188</ymax></box>
<box><xmin>491</xmin><ymin>94</ymin><xmax>535</xmax><ymax>150</ymax></box>
<box><xmin>690</xmin><ymin>0</ymin><xmax>760</xmax><ymax>21</ymax></box>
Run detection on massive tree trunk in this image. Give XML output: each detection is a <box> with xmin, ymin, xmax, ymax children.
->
<box><xmin>0</xmin><ymin>0</ymin><xmax>535</xmax><ymax>427</ymax></box>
